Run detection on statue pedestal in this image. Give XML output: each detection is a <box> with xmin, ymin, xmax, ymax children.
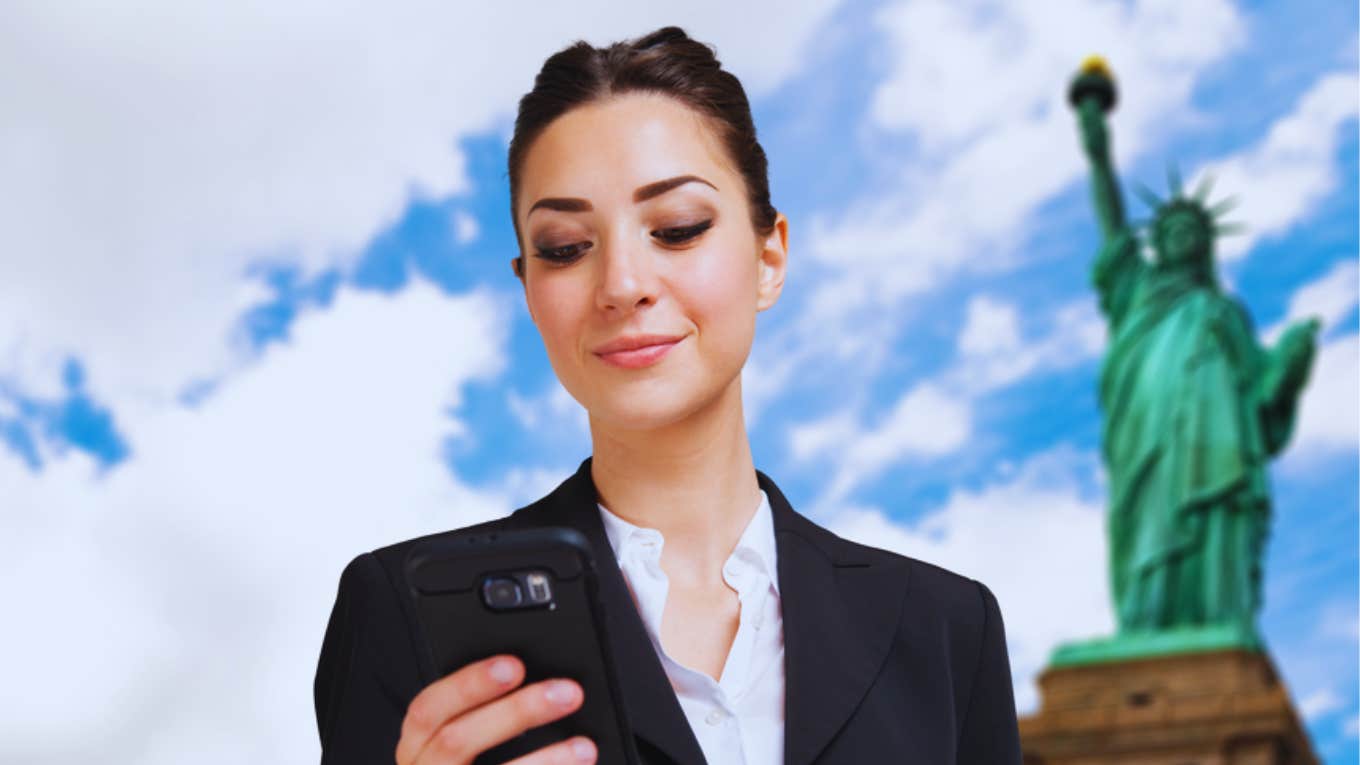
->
<box><xmin>1019</xmin><ymin>648</ymin><xmax>1318</xmax><ymax>764</ymax></box>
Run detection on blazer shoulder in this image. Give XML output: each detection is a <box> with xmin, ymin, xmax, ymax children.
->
<box><xmin>904</xmin><ymin>554</ymin><xmax>996</xmax><ymax>626</ymax></box>
<box><xmin>812</xmin><ymin>515</ymin><xmax>982</xmax><ymax>586</ymax></box>
<box><xmin>831</xmin><ymin>535</ymin><xmax>1013</xmax><ymax>733</ymax></box>
<box><xmin>824</xmin><ymin>527</ymin><xmax>997</xmax><ymax>633</ymax></box>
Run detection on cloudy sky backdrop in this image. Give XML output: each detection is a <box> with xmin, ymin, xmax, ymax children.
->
<box><xmin>1</xmin><ymin>0</ymin><xmax>1356</xmax><ymax>762</ymax></box>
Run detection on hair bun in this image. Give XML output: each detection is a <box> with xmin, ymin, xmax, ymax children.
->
<box><xmin>634</xmin><ymin>26</ymin><xmax>692</xmax><ymax>50</ymax></box>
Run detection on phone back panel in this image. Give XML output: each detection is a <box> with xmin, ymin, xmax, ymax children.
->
<box><xmin>404</xmin><ymin>527</ymin><xmax>640</xmax><ymax>765</ymax></box>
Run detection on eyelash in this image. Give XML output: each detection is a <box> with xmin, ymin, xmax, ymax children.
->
<box><xmin>534</xmin><ymin>219</ymin><xmax>714</xmax><ymax>264</ymax></box>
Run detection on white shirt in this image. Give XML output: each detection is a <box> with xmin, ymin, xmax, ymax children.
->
<box><xmin>596</xmin><ymin>490</ymin><xmax>785</xmax><ymax>765</ymax></box>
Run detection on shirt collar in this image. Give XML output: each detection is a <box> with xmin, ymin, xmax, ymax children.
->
<box><xmin>596</xmin><ymin>488</ymin><xmax>780</xmax><ymax>596</ymax></box>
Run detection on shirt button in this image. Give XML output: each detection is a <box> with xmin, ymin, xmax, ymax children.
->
<box><xmin>705</xmin><ymin>709</ymin><xmax>724</xmax><ymax>726</ymax></box>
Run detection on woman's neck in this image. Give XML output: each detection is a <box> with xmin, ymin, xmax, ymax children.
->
<box><xmin>587</xmin><ymin>379</ymin><xmax>762</xmax><ymax>588</ymax></box>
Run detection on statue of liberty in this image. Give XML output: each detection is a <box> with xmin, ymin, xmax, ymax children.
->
<box><xmin>1062</xmin><ymin>58</ymin><xmax>1320</xmax><ymax>658</ymax></box>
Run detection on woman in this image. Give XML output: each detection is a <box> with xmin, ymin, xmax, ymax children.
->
<box><xmin>315</xmin><ymin>26</ymin><xmax>1022</xmax><ymax>765</ymax></box>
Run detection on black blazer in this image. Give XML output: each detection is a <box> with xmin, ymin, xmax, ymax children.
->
<box><xmin>314</xmin><ymin>456</ymin><xmax>1022</xmax><ymax>764</ymax></box>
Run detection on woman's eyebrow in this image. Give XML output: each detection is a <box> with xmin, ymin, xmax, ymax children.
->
<box><xmin>527</xmin><ymin>174</ymin><xmax>717</xmax><ymax>216</ymax></box>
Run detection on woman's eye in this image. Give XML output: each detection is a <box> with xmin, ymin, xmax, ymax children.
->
<box><xmin>533</xmin><ymin>242</ymin><xmax>590</xmax><ymax>264</ymax></box>
<box><xmin>531</xmin><ymin>219</ymin><xmax>712</xmax><ymax>265</ymax></box>
<box><xmin>654</xmin><ymin>219</ymin><xmax>713</xmax><ymax>244</ymax></box>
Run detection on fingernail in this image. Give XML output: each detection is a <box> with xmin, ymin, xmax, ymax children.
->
<box><xmin>544</xmin><ymin>680</ymin><xmax>578</xmax><ymax>706</ymax></box>
<box><xmin>572</xmin><ymin>737</ymin><xmax>595</xmax><ymax>761</ymax></box>
<box><xmin>489</xmin><ymin>658</ymin><xmax>516</xmax><ymax>684</ymax></box>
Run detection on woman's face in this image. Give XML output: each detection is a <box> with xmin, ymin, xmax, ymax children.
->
<box><xmin>513</xmin><ymin>92</ymin><xmax>787</xmax><ymax>433</ymax></box>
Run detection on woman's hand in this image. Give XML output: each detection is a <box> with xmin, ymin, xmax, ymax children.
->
<box><xmin>395</xmin><ymin>654</ymin><xmax>596</xmax><ymax>765</ymax></box>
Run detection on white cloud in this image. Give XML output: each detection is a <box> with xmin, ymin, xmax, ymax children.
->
<box><xmin>805</xmin><ymin>382</ymin><xmax>972</xmax><ymax>508</ymax></box>
<box><xmin>1199</xmin><ymin>71</ymin><xmax>1360</xmax><ymax>262</ymax></box>
<box><xmin>788</xmin><ymin>407</ymin><xmax>860</xmax><ymax>462</ymax></box>
<box><xmin>451</xmin><ymin>209</ymin><xmax>482</xmax><ymax>245</ymax></box>
<box><xmin>825</xmin><ymin>445</ymin><xmax>1112</xmax><ymax>713</ymax></box>
<box><xmin>953</xmin><ymin>295</ymin><xmax>1105</xmax><ymax>393</ymax></box>
<box><xmin>0</xmin><ymin>276</ymin><xmax>539</xmax><ymax>762</ymax></box>
<box><xmin>0</xmin><ymin>1</ymin><xmax>847</xmax><ymax>406</ymax></box>
<box><xmin>788</xmin><ymin>292</ymin><xmax>1104</xmax><ymax>506</ymax></box>
<box><xmin>1299</xmin><ymin>687</ymin><xmax>1346</xmax><ymax>721</ymax></box>
<box><xmin>1264</xmin><ymin>259</ymin><xmax>1359</xmax><ymax>344</ymax></box>
<box><xmin>506</xmin><ymin>378</ymin><xmax>589</xmax><ymax>438</ymax></box>
<box><xmin>491</xmin><ymin>463</ymin><xmax>587</xmax><ymax>515</ymax></box>
<box><xmin>740</xmin><ymin>344</ymin><xmax>805</xmax><ymax>431</ymax></box>
<box><xmin>959</xmin><ymin>295</ymin><xmax>1022</xmax><ymax>357</ymax></box>
<box><xmin>869</xmin><ymin>0</ymin><xmax>1242</xmax><ymax>152</ymax></box>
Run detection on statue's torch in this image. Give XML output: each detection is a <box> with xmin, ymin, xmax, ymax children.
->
<box><xmin>1069</xmin><ymin>55</ymin><xmax>1118</xmax><ymax>117</ymax></box>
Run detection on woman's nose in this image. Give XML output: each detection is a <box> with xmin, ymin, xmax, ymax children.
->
<box><xmin>594</xmin><ymin>231</ymin><xmax>661</xmax><ymax>314</ymax></box>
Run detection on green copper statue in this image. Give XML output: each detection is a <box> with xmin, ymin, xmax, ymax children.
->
<box><xmin>1058</xmin><ymin>57</ymin><xmax>1320</xmax><ymax>663</ymax></box>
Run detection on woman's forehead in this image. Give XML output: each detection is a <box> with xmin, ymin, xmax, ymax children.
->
<box><xmin>519</xmin><ymin>94</ymin><xmax>735</xmax><ymax>206</ymax></box>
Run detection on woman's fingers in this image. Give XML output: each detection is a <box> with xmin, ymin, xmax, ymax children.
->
<box><xmin>412</xmin><ymin>677</ymin><xmax>585</xmax><ymax>764</ymax></box>
<box><xmin>396</xmin><ymin>654</ymin><xmax>525</xmax><ymax>764</ymax></box>
<box><xmin>501</xmin><ymin>736</ymin><xmax>597</xmax><ymax>765</ymax></box>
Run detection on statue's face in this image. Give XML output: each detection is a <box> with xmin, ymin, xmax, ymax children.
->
<box><xmin>1155</xmin><ymin>207</ymin><xmax>1210</xmax><ymax>267</ymax></box>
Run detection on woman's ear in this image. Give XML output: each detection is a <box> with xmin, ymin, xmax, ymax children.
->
<box><xmin>756</xmin><ymin>212</ymin><xmax>788</xmax><ymax>312</ymax></box>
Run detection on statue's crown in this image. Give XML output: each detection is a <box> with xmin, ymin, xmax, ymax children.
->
<box><xmin>1134</xmin><ymin>162</ymin><xmax>1244</xmax><ymax>241</ymax></box>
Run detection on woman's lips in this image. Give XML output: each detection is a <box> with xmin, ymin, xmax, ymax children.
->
<box><xmin>594</xmin><ymin>337</ymin><xmax>682</xmax><ymax>369</ymax></box>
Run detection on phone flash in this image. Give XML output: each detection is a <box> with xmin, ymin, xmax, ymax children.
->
<box><xmin>525</xmin><ymin>572</ymin><xmax>553</xmax><ymax>604</ymax></box>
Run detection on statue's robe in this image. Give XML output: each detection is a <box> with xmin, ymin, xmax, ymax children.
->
<box><xmin>1092</xmin><ymin>232</ymin><xmax>1299</xmax><ymax>633</ymax></box>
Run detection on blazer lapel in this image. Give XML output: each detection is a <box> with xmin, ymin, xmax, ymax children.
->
<box><xmin>524</xmin><ymin>457</ymin><xmax>708</xmax><ymax>765</ymax></box>
<box><xmin>521</xmin><ymin>457</ymin><xmax>909</xmax><ymax>765</ymax></box>
<box><xmin>757</xmin><ymin>469</ymin><xmax>911</xmax><ymax>765</ymax></box>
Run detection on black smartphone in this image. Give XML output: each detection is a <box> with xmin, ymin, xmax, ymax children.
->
<box><xmin>403</xmin><ymin>526</ymin><xmax>640</xmax><ymax>765</ymax></box>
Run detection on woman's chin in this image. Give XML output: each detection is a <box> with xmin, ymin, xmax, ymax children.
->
<box><xmin>588</xmin><ymin>391</ymin><xmax>699</xmax><ymax>432</ymax></box>
<box><xmin>579</xmin><ymin>366</ymin><xmax>740</xmax><ymax>434</ymax></box>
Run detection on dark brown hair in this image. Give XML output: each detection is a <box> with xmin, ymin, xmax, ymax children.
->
<box><xmin>507</xmin><ymin>25</ymin><xmax>778</xmax><ymax>280</ymax></box>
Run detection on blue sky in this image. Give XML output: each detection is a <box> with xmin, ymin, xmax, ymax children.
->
<box><xmin>0</xmin><ymin>1</ymin><xmax>1356</xmax><ymax>761</ymax></box>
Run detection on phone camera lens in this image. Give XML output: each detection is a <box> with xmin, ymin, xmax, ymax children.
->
<box><xmin>482</xmin><ymin>576</ymin><xmax>523</xmax><ymax>609</ymax></box>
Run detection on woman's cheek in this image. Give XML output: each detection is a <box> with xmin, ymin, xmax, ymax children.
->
<box><xmin>524</xmin><ymin>293</ymin><xmax>583</xmax><ymax>394</ymax></box>
<box><xmin>681</xmin><ymin>270</ymin><xmax>755</xmax><ymax>369</ymax></box>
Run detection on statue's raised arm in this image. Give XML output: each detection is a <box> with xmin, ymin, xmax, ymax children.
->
<box><xmin>1069</xmin><ymin>57</ymin><xmax>1126</xmax><ymax>240</ymax></box>
<box><xmin>1069</xmin><ymin>57</ymin><xmax>1143</xmax><ymax>326</ymax></box>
